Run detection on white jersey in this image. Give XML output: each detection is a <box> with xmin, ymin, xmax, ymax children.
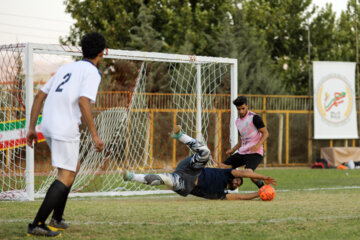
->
<box><xmin>40</xmin><ymin>60</ymin><xmax>101</xmax><ymax>141</ymax></box>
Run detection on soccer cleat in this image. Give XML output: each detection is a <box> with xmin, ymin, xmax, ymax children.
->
<box><xmin>122</xmin><ymin>169</ymin><xmax>134</xmax><ymax>181</ymax></box>
<box><xmin>27</xmin><ymin>223</ymin><xmax>61</xmax><ymax>237</ymax></box>
<box><xmin>48</xmin><ymin>218</ymin><xmax>69</xmax><ymax>231</ymax></box>
<box><xmin>171</xmin><ymin>125</ymin><xmax>183</xmax><ymax>139</ymax></box>
<box><xmin>254</xmin><ymin>180</ymin><xmax>265</xmax><ymax>189</ymax></box>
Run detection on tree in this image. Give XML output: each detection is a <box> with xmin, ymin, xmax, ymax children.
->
<box><xmin>62</xmin><ymin>0</ymin><xmax>235</xmax><ymax>56</ymax></box>
<box><xmin>128</xmin><ymin>3</ymin><xmax>167</xmax><ymax>52</ymax></box>
<box><xmin>239</xmin><ymin>0</ymin><xmax>314</xmax><ymax>94</ymax></box>
<box><xmin>334</xmin><ymin>0</ymin><xmax>360</xmax><ymax>62</ymax></box>
<box><xmin>62</xmin><ymin>0</ymin><xmax>142</xmax><ymax>48</ymax></box>
<box><xmin>310</xmin><ymin>3</ymin><xmax>338</xmax><ymax>61</ymax></box>
<box><xmin>211</xmin><ymin>8</ymin><xmax>285</xmax><ymax>94</ymax></box>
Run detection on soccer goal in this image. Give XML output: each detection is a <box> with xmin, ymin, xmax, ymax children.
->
<box><xmin>0</xmin><ymin>43</ymin><xmax>237</xmax><ymax>200</ymax></box>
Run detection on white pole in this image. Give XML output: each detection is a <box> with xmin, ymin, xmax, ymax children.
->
<box><xmin>230</xmin><ymin>61</ymin><xmax>238</xmax><ymax>148</ymax></box>
<box><xmin>25</xmin><ymin>43</ymin><xmax>35</xmax><ymax>201</ymax></box>
<box><xmin>278</xmin><ymin>114</ymin><xmax>284</xmax><ymax>164</ymax></box>
<box><xmin>196</xmin><ymin>64</ymin><xmax>202</xmax><ymax>141</ymax></box>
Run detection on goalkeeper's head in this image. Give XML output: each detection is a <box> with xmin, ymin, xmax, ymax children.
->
<box><xmin>228</xmin><ymin>177</ymin><xmax>243</xmax><ymax>190</ymax></box>
<box><xmin>81</xmin><ymin>32</ymin><xmax>106</xmax><ymax>59</ymax></box>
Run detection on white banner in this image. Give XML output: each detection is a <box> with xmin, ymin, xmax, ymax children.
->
<box><xmin>313</xmin><ymin>61</ymin><xmax>358</xmax><ymax>139</ymax></box>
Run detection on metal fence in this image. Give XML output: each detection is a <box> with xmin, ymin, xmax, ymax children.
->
<box><xmin>93</xmin><ymin>92</ymin><xmax>360</xmax><ymax>167</ymax></box>
<box><xmin>2</xmin><ymin>92</ymin><xmax>355</xmax><ymax>171</ymax></box>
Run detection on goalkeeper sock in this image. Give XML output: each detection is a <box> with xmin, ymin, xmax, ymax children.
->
<box><xmin>177</xmin><ymin>133</ymin><xmax>193</xmax><ymax>145</ymax></box>
<box><xmin>132</xmin><ymin>174</ymin><xmax>147</xmax><ymax>184</ymax></box>
<box><xmin>32</xmin><ymin>180</ymin><xmax>68</xmax><ymax>226</ymax></box>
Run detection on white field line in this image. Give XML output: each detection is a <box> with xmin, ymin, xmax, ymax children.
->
<box><xmin>1</xmin><ymin>214</ymin><xmax>360</xmax><ymax>226</ymax></box>
<box><xmin>34</xmin><ymin>190</ymin><xmax>174</xmax><ymax>199</ymax></box>
<box><xmin>66</xmin><ymin>185</ymin><xmax>360</xmax><ymax>199</ymax></box>
<box><xmin>58</xmin><ymin>185</ymin><xmax>360</xmax><ymax>201</ymax></box>
<box><xmin>1</xmin><ymin>185</ymin><xmax>360</xmax><ymax>203</ymax></box>
<box><xmin>235</xmin><ymin>185</ymin><xmax>360</xmax><ymax>194</ymax></box>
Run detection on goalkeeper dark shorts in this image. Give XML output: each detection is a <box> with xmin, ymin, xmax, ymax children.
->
<box><xmin>173</xmin><ymin>155</ymin><xmax>205</xmax><ymax>197</ymax></box>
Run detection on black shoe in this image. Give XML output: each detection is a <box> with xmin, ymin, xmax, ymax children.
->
<box><xmin>255</xmin><ymin>180</ymin><xmax>265</xmax><ymax>189</ymax></box>
<box><xmin>49</xmin><ymin>218</ymin><xmax>69</xmax><ymax>231</ymax></box>
<box><xmin>27</xmin><ymin>223</ymin><xmax>61</xmax><ymax>237</ymax></box>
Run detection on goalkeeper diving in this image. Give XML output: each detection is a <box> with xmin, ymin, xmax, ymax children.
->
<box><xmin>123</xmin><ymin>126</ymin><xmax>276</xmax><ymax>200</ymax></box>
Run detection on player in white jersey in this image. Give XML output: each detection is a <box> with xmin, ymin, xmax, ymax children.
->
<box><xmin>220</xmin><ymin>96</ymin><xmax>269</xmax><ymax>189</ymax></box>
<box><xmin>26</xmin><ymin>32</ymin><xmax>106</xmax><ymax>237</ymax></box>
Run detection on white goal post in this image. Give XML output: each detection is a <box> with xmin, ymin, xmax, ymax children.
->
<box><xmin>0</xmin><ymin>43</ymin><xmax>238</xmax><ymax>201</ymax></box>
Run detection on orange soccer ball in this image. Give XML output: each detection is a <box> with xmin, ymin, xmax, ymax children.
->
<box><xmin>258</xmin><ymin>185</ymin><xmax>276</xmax><ymax>201</ymax></box>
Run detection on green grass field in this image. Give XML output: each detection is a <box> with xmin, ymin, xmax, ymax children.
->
<box><xmin>1</xmin><ymin>168</ymin><xmax>360</xmax><ymax>240</ymax></box>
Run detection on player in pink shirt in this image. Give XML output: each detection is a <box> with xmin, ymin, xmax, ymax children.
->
<box><xmin>220</xmin><ymin>96</ymin><xmax>269</xmax><ymax>188</ymax></box>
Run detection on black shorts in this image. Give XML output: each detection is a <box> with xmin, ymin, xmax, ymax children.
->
<box><xmin>222</xmin><ymin>153</ymin><xmax>263</xmax><ymax>171</ymax></box>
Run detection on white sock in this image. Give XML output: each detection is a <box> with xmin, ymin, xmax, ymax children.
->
<box><xmin>132</xmin><ymin>174</ymin><xmax>146</xmax><ymax>184</ymax></box>
<box><xmin>178</xmin><ymin>133</ymin><xmax>193</xmax><ymax>145</ymax></box>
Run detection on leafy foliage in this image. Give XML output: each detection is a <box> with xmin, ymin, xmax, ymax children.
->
<box><xmin>62</xmin><ymin>0</ymin><xmax>360</xmax><ymax>95</ymax></box>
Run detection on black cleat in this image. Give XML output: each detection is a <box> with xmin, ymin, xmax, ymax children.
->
<box><xmin>254</xmin><ymin>180</ymin><xmax>265</xmax><ymax>189</ymax></box>
<box><xmin>49</xmin><ymin>218</ymin><xmax>69</xmax><ymax>231</ymax></box>
<box><xmin>27</xmin><ymin>223</ymin><xmax>61</xmax><ymax>237</ymax></box>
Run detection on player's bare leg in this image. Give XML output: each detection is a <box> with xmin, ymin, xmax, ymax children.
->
<box><xmin>57</xmin><ymin>168</ymin><xmax>76</xmax><ymax>188</ymax></box>
<box><xmin>245</xmin><ymin>168</ymin><xmax>264</xmax><ymax>188</ymax></box>
<box><xmin>218</xmin><ymin>163</ymin><xmax>232</xmax><ymax>169</ymax></box>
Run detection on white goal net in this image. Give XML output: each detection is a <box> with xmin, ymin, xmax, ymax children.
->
<box><xmin>0</xmin><ymin>43</ymin><xmax>237</xmax><ymax>200</ymax></box>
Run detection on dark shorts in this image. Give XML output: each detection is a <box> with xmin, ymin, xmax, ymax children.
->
<box><xmin>174</xmin><ymin>155</ymin><xmax>204</xmax><ymax>197</ymax></box>
<box><xmin>222</xmin><ymin>153</ymin><xmax>263</xmax><ymax>171</ymax></box>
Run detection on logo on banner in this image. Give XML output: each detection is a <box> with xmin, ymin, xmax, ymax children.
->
<box><xmin>316</xmin><ymin>74</ymin><xmax>353</xmax><ymax>125</ymax></box>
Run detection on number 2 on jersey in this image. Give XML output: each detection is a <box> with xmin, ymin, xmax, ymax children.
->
<box><xmin>55</xmin><ymin>73</ymin><xmax>71</xmax><ymax>92</ymax></box>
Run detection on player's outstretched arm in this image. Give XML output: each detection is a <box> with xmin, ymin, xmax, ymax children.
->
<box><xmin>26</xmin><ymin>91</ymin><xmax>47</xmax><ymax>148</ymax></box>
<box><xmin>231</xmin><ymin>169</ymin><xmax>276</xmax><ymax>185</ymax></box>
<box><xmin>226</xmin><ymin>192</ymin><xmax>259</xmax><ymax>200</ymax></box>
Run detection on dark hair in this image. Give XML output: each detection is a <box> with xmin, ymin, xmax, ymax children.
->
<box><xmin>81</xmin><ymin>32</ymin><xmax>106</xmax><ymax>59</ymax></box>
<box><xmin>228</xmin><ymin>177</ymin><xmax>243</xmax><ymax>190</ymax></box>
<box><xmin>233</xmin><ymin>96</ymin><xmax>247</xmax><ymax>106</ymax></box>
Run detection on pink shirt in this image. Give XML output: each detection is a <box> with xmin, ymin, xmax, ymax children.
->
<box><xmin>235</xmin><ymin>111</ymin><xmax>263</xmax><ymax>156</ymax></box>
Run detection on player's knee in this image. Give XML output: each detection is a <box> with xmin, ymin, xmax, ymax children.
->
<box><xmin>57</xmin><ymin>168</ymin><xmax>76</xmax><ymax>187</ymax></box>
<box><xmin>199</xmin><ymin>145</ymin><xmax>210</xmax><ymax>159</ymax></box>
